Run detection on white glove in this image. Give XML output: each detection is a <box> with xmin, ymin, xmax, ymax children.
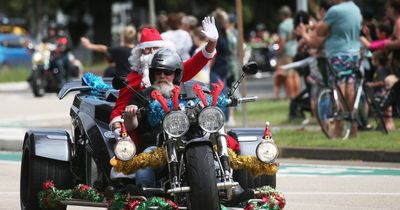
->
<box><xmin>201</xmin><ymin>16</ymin><xmax>219</xmax><ymax>42</ymax></box>
<box><xmin>111</xmin><ymin>119</ymin><xmax>124</xmax><ymax>139</ymax></box>
<box><xmin>113</xmin><ymin>127</ymin><xmax>122</xmax><ymax>138</ymax></box>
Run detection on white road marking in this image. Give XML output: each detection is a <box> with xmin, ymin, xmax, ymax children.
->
<box><xmin>284</xmin><ymin>192</ymin><xmax>400</xmax><ymax>196</ymax></box>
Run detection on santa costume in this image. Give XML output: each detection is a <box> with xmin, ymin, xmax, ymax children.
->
<box><xmin>109</xmin><ymin>27</ymin><xmax>216</xmax><ymax>130</ymax></box>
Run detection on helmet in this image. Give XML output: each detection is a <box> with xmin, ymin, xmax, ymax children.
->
<box><xmin>149</xmin><ymin>48</ymin><xmax>183</xmax><ymax>85</ymax></box>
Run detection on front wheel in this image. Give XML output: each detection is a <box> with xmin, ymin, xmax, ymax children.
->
<box><xmin>316</xmin><ymin>88</ymin><xmax>351</xmax><ymax>139</ymax></box>
<box><xmin>185</xmin><ymin>144</ymin><xmax>220</xmax><ymax>210</ymax></box>
<box><xmin>20</xmin><ymin>135</ymin><xmax>74</xmax><ymax>210</ymax></box>
<box><xmin>31</xmin><ymin>70</ymin><xmax>46</xmax><ymax>97</ymax></box>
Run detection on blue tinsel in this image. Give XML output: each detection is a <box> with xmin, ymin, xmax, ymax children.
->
<box><xmin>82</xmin><ymin>73</ymin><xmax>112</xmax><ymax>95</ymax></box>
<box><xmin>147</xmin><ymin>95</ymin><xmax>230</xmax><ymax>127</ymax></box>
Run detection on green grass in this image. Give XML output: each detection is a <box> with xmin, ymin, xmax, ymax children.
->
<box><xmin>273</xmin><ymin>129</ymin><xmax>400</xmax><ymax>151</ymax></box>
<box><xmin>233</xmin><ymin>99</ymin><xmax>312</xmax><ymax>126</ymax></box>
<box><xmin>0</xmin><ymin>67</ymin><xmax>30</xmax><ymax>82</ymax></box>
<box><xmin>233</xmin><ymin>99</ymin><xmax>400</xmax><ymax>151</ymax></box>
<box><xmin>0</xmin><ymin>62</ymin><xmax>108</xmax><ymax>83</ymax></box>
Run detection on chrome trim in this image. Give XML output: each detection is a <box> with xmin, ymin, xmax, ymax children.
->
<box><xmin>237</xmin><ymin>136</ymin><xmax>259</xmax><ymax>142</ymax></box>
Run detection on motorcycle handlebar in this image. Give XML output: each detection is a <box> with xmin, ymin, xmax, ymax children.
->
<box><xmin>228</xmin><ymin>96</ymin><xmax>258</xmax><ymax>106</ymax></box>
<box><xmin>237</xmin><ymin>96</ymin><xmax>258</xmax><ymax>104</ymax></box>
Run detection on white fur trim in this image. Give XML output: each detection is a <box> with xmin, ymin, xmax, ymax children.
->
<box><xmin>109</xmin><ymin>116</ymin><xmax>123</xmax><ymax>130</ymax></box>
<box><xmin>138</xmin><ymin>40</ymin><xmax>165</xmax><ymax>49</ymax></box>
<box><xmin>201</xmin><ymin>47</ymin><xmax>216</xmax><ymax>59</ymax></box>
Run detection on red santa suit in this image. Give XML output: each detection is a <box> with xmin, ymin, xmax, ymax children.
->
<box><xmin>109</xmin><ymin>28</ymin><xmax>216</xmax><ymax>126</ymax></box>
<box><xmin>109</xmin><ymin>27</ymin><xmax>240</xmax><ymax>152</ymax></box>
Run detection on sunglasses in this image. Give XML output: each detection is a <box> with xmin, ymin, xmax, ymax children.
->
<box><xmin>153</xmin><ymin>69</ymin><xmax>175</xmax><ymax>76</ymax></box>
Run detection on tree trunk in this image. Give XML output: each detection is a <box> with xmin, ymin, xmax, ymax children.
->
<box><xmin>89</xmin><ymin>0</ymin><xmax>112</xmax><ymax>63</ymax></box>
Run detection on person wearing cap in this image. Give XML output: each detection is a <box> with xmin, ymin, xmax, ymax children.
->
<box><xmin>110</xmin><ymin>17</ymin><xmax>218</xmax><ymax>138</ymax></box>
<box><xmin>80</xmin><ymin>25</ymin><xmax>137</xmax><ymax>77</ymax></box>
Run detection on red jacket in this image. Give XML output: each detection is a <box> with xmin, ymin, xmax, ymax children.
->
<box><xmin>109</xmin><ymin>48</ymin><xmax>241</xmax><ymax>152</ymax></box>
<box><xmin>109</xmin><ymin>48</ymin><xmax>214</xmax><ymax>125</ymax></box>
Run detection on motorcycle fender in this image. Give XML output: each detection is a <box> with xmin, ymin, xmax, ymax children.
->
<box><xmin>25</xmin><ymin>129</ymin><xmax>71</xmax><ymax>162</ymax></box>
<box><xmin>228</xmin><ymin>128</ymin><xmax>265</xmax><ymax>156</ymax></box>
<box><xmin>185</xmin><ymin>136</ymin><xmax>213</xmax><ymax>149</ymax></box>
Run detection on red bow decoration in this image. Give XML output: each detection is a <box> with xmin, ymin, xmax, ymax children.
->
<box><xmin>211</xmin><ymin>79</ymin><xmax>224</xmax><ymax>106</ymax></box>
<box><xmin>151</xmin><ymin>90</ymin><xmax>170</xmax><ymax>113</ymax></box>
<box><xmin>192</xmin><ymin>83</ymin><xmax>208</xmax><ymax>107</ymax></box>
<box><xmin>171</xmin><ymin>85</ymin><xmax>181</xmax><ymax>111</ymax></box>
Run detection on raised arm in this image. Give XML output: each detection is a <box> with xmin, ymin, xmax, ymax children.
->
<box><xmin>181</xmin><ymin>16</ymin><xmax>218</xmax><ymax>82</ymax></box>
<box><xmin>80</xmin><ymin>37</ymin><xmax>108</xmax><ymax>53</ymax></box>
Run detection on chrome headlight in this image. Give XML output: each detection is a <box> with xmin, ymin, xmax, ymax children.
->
<box><xmin>114</xmin><ymin>138</ymin><xmax>136</xmax><ymax>161</ymax></box>
<box><xmin>32</xmin><ymin>52</ymin><xmax>44</xmax><ymax>64</ymax></box>
<box><xmin>163</xmin><ymin>111</ymin><xmax>190</xmax><ymax>137</ymax></box>
<box><xmin>256</xmin><ymin>140</ymin><xmax>279</xmax><ymax>163</ymax></box>
<box><xmin>198</xmin><ymin>107</ymin><xmax>225</xmax><ymax>133</ymax></box>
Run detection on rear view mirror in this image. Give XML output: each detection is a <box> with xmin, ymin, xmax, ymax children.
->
<box><xmin>242</xmin><ymin>61</ymin><xmax>258</xmax><ymax>75</ymax></box>
<box><xmin>112</xmin><ymin>76</ymin><xmax>128</xmax><ymax>90</ymax></box>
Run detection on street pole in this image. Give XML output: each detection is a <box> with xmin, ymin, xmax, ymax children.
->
<box><xmin>296</xmin><ymin>0</ymin><xmax>308</xmax><ymax>12</ymax></box>
<box><xmin>235</xmin><ymin>0</ymin><xmax>247</xmax><ymax>127</ymax></box>
<box><xmin>149</xmin><ymin>0</ymin><xmax>156</xmax><ymax>26</ymax></box>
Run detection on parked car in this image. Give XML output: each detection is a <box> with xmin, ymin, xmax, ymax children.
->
<box><xmin>0</xmin><ymin>33</ymin><xmax>31</xmax><ymax>67</ymax></box>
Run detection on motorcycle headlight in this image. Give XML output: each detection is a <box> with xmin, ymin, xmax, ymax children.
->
<box><xmin>114</xmin><ymin>138</ymin><xmax>136</xmax><ymax>161</ymax></box>
<box><xmin>163</xmin><ymin>111</ymin><xmax>190</xmax><ymax>137</ymax></box>
<box><xmin>198</xmin><ymin>107</ymin><xmax>225</xmax><ymax>133</ymax></box>
<box><xmin>32</xmin><ymin>53</ymin><xmax>43</xmax><ymax>64</ymax></box>
<box><xmin>256</xmin><ymin>140</ymin><xmax>279</xmax><ymax>163</ymax></box>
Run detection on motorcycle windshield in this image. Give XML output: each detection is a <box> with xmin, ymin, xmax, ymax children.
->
<box><xmin>180</xmin><ymin>80</ymin><xmax>211</xmax><ymax>100</ymax></box>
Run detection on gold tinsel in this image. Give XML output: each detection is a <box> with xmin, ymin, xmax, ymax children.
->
<box><xmin>110</xmin><ymin>146</ymin><xmax>278</xmax><ymax>177</ymax></box>
<box><xmin>111</xmin><ymin>147</ymin><xmax>167</xmax><ymax>175</ymax></box>
<box><xmin>227</xmin><ymin>148</ymin><xmax>279</xmax><ymax>177</ymax></box>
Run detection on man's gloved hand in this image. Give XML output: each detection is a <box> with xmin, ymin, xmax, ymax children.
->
<box><xmin>201</xmin><ymin>16</ymin><xmax>219</xmax><ymax>42</ymax></box>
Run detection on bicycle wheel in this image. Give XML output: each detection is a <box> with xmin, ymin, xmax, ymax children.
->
<box><xmin>316</xmin><ymin>88</ymin><xmax>351</xmax><ymax>139</ymax></box>
<box><xmin>363</xmin><ymin>86</ymin><xmax>388</xmax><ymax>134</ymax></box>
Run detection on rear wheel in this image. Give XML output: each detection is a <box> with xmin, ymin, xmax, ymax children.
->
<box><xmin>20</xmin><ymin>136</ymin><xmax>74</xmax><ymax>210</ymax></box>
<box><xmin>186</xmin><ymin>144</ymin><xmax>220</xmax><ymax>210</ymax></box>
<box><xmin>316</xmin><ymin>88</ymin><xmax>351</xmax><ymax>139</ymax></box>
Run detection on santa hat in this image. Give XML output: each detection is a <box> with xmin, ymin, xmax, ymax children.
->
<box><xmin>138</xmin><ymin>28</ymin><xmax>165</xmax><ymax>49</ymax></box>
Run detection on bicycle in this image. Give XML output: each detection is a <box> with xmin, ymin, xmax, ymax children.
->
<box><xmin>315</xmin><ymin>56</ymin><xmax>388</xmax><ymax>140</ymax></box>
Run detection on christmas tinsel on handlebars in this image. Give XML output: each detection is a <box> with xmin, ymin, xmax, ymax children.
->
<box><xmin>147</xmin><ymin>94</ymin><xmax>230</xmax><ymax>127</ymax></box>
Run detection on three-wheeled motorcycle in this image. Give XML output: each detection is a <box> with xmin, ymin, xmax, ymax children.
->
<box><xmin>20</xmin><ymin>62</ymin><xmax>279</xmax><ymax>209</ymax></box>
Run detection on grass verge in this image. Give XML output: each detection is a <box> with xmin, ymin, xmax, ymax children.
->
<box><xmin>0</xmin><ymin>67</ymin><xmax>30</xmax><ymax>82</ymax></box>
<box><xmin>233</xmin><ymin>99</ymin><xmax>400</xmax><ymax>151</ymax></box>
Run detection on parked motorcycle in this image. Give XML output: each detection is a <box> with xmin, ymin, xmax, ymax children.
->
<box><xmin>29</xmin><ymin>41</ymin><xmax>82</xmax><ymax>97</ymax></box>
<box><xmin>20</xmin><ymin>62</ymin><xmax>279</xmax><ymax>209</ymax></box>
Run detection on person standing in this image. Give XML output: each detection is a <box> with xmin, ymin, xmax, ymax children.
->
<box><xmin>316</xmin><ymin>0</ymin><xmax>362</xmax><ymax>138</ymax></box>
<box><xmin>161</xmin><ymin>13</ymin><xmax>193</xmax><ymax>61</ymax></box>
<box><xmin>80</xmin><ymin>25</ymin><xmax>136</xmax><ymax>77</ymax></box>
<box><xmin>274</xmin><ymin>6</ymin><xmax>301</xmax><ymax>100</ymax></box>
<box><xmin>209</xmin><ymin>8</ymin><xmax>231</xmax><ymax>122</ymax></box>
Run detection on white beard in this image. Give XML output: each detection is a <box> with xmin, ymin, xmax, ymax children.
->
<box><xmin>128</xmin><ymin>48</ymin><xmax>154</xmax><ymax>87</ymax></box>
<box><xmin>152</xmin><ymin>81</ymin><xmax>174</xmax><ymax>98</ymax></box>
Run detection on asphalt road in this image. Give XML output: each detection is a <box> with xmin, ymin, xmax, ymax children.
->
<box><xmin>2</xmin><ymin>154</ymin><xmax>400</xmax><ymax>210</ymax></box>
